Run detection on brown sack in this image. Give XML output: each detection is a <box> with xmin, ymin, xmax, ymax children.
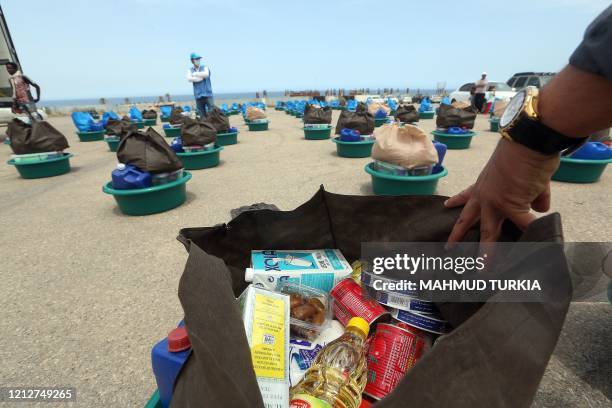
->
<box><xmin>451</xmin><ymin>101</ymin><xmax>471</xmax><ymax>109</ymax></box>
<box><xmin>436</xmin><ymin>104</ymin><xmax>478</xmax><ymax>129</ymax></box>
<box><xmin>371</xmin><ymin>123</ymin><xmax>438</xmax><ymax>169</ymax></box>
<box><xmin>181</xmin><ymin>117</ymin><xmax>217</xmax><ymax>146</ymax></box>
<box><xmin>7</xmin><ymin>119</ymin><xmax>70</xmax><ymax>154</ymax></box>
<box><xmin>116</xmin><ymin>127</ymin><xmax>183</xmax><ymax>174</ymax></box>
<box><xmin>367</xmin><ymin>102</ymin><xmax>391</xmax><ymax>116</ymax></box>
<box><xmin>394</xmin><ymin>104</ymin><xmax>419</xmax><ymax>124</ymax></box>
<box><xmin>246</xmin><ymin>106</ymin><xmax>266</xmax><ymax>121</ymax></box>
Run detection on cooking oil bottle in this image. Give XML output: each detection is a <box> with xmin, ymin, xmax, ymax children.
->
<box><xmin>290</xmin><ymin>317</ymin><xmax>370</xmax><ymax>408</ymax></box>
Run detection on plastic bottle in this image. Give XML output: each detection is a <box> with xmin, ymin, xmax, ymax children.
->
<box><xmin>289</xmin><ymin>317</ymin><xmax>370</xmax><ymax>408</ymax></box>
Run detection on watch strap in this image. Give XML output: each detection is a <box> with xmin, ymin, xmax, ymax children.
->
<box><xmin>510</xmin><ymin>114</ymin><xmax>588</xmax><ymax>155</ymax></box>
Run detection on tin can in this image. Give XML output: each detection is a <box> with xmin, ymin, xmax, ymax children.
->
<box><xmin>364</xmin><ymin>323</ymin><xmax>427</xmax><ymax>400</ymax></box>
<box><xmin>330</xmin><ymin>278</ymin><xmax>389</xmax><ymax>326</ymax></box>
<box><xmin>389</xmin><ymin>307</ymin><xmax>449</xmax><ymax>334</ymax></box>
<box><xmin>364</xmin><ymin>285</ymin><xmax>436</xmax><ymax>314</ymax></box>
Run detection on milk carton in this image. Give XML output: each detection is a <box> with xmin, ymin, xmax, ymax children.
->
<box><xmin>238</xmin><ymin>285</ymin><xmax>290</xmax><ymax>408</ymax></box>
<box><xmin>246</xmin><ymin>249</ymin><xmax>353</xmax><ymax>293</ymax></box>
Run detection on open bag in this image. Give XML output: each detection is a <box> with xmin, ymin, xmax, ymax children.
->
<box><xmin>181</xmin><ymin>117</ymin><xmax>217</xmax><ymax>146</ymax></box>
<box><xmin>436</xmin><ymin>104</ymin><xmax>477</xmax><ymax>129</ymax></box>
<box><xmin>142</xmin><ymin>109</ymin><xmax>158</xmax><ymax>120</ymax></box>
<box><xmin>336</xmin><ymin>104</ymin><xmax>375</xmax><ymax>135</ymax></box>
<box><xmin>303</xmin><ymin>104</ymin><xmax>332</xmax><ymax>124</ymax></box>
<box><xmin>7</xmin><ymin>119</ymin><xmax>70</xmax><ymax>154</ymax></box>
<box><xmin>170</xmin><ymin>188</ymin><xmax>571</xmax><ymax>408</ymax></box>
<box><xmin>371</xmin><ymin>123</ymin><xmax>438</xmax><ymax>169</ymax></box>
<box><xmin>116</xmin><ymin>128</ymin><xmax>183</xmax><ymax>174</ymax></box>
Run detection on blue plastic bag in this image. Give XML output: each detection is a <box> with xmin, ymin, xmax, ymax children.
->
<box><xmin>570</xmin><ymin>142</ymin><xmax>612</xmax><ymax>160</ymax></box>
<box><xmin>339</xmin><ymin>128</ymin><xmax>361</xmax><ymax>142</ymax></box>
<box><xmin>183</xmin><ymin>106</ymin><xmax>192</xmax><ymax>112</ymax></box>
<box><xmin>101</xmin><ymin>111</ymin><xmax>120</xmax><ymax>127</ymax></box>
<box><xmin>71</xmin><ymin>111</ymin><xmax>95</xmax><ymax>132</ymax></box>
<box><xmin>160</xmin><ymin>106</ymin><xmax>173</xmax><ymax>118</ymax></box>
<box><xmin>90</xmin><ymin>122</ymin><xmax>105</xmax><ymax>132</ymax></box>
<box><xmin>432</xmin><ymin>141</ymin><xmax>447</xmax><ymax>174</ymax></box>
<box><xmin>129</xmin><ymin>106</ymin><xmax>143</xmax><ymax>121</ymax></box>
<box><xmin>374</xmin><ymin>108</ymin><xmax>388</xmax><ymax>119</ymax></box>
<box><xmin>441</xmin><ymin>96</ymin><xmax>451</xmax><ymax>106</ymax></box>
<box><xmin>419</xmin><ymin>98</ymin><xmax>432</xmax><ymax>113</ymax></box>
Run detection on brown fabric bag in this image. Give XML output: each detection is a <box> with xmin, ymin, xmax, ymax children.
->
<box><xmin>205</xmin><ymin>107</ymin><xmax>231</xmax><ymax>133</ymax></box>
<box><xmin>246</xmin><ymin>107</ymin><xmax>266</xmax><ymax>121</ymax></box>
<box><xmin>171</xmin><ymin>187</ymin><xmax>571</xmax><ymax>408</ymax></box>
<box><xmin>451</xmin><ymin>101</ymin><xmax>471</xmax><ymax>109</ymax></box>
<box><xmin>116</xmin><ymin>127</ymin><xmax>183</xmax><ymax>174</ymax></box>
<box><xmin>181</xmin><ymin>117</ymin><xmax>217</xmax><ymax>146</ymax></box>
<box><xmin>142</xmin><ymin>109</ymin><xmax>158</xmax><ymax>120</ymax></box>
<box><xmin>371</xmin><ymin>123</ymin><xmax>438</xmax><ymax>168</ymax></box>
<box><xmin>170</xmin><ymin>108</ymin><xmax>186</xmax><ymax>126</ymax></box>
<box><xmin>105</xmin><ymin>118</ymin><xmax>137</xmax><ymax>139</ymax></box>
<box><xmin>394</xmin><ymin>104</ymin><xmax>419</xmax><ymax>124</ymax></box>
<box><xmin>436</xmin><ymin>104</ymin><xmax>477</xmax><ymax>129</ymax></box>
<box><xmin>7</xmin><ymin>119</ymin><xmax>70</xmax><ymax>154</ymax></box>
<box><xmin>303</xmin><ymin>104</ymin><xmax>332</xmax><ymax>124</ymax></box>
<box><xmin>335</xmin><ymin>104</ymin><xmax>375</xmax><ymax>135</ymax></box>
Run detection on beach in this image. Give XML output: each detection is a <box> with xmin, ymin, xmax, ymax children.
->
<box><xmin>0</xmin><ymin>110</ymin><xmax>610</xmax><ymax>407</ymax></box>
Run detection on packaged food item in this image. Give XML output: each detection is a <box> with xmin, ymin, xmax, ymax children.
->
<box><xmin>238</xmin><ymin>285</ymin><xmax>290</xmax><ymax>408</ymax></box>
<box><xmin>278</xmin><ymin>282</ymin><xmax>329</xmax><ymax>340</ymax></box>
<box><xmin>290</xmin><ymin>317</ymin><xmax>370</xmax><ymax>408</ymax></box>
<box><xmin>364</xmin><ymin>323</ymin><xmax>428</xmax><ymax>400</ymax></box>
<box><xmin>330</xmin><ymin>278</ymin><xmax>389</xmax><ymax>326</ymax></box>
<box><xmin>364</xmin><ymin>285</ymin><xmax>436</xmax><ymax>314</ymax></box>
<box><xmin>246</xmin><ymin>249</ymin><xmax>353</xmax><ymax>293</ymax></box>
<box><xmin>304</xmin><ymin>123</ymin><xmax>330</xmax><ymax>129</ymax></box>
<box><xmin>151</xmin><ymin>169</ymin><xmax>184</xmax><ymax>186</ymax></box>
<box><xmin>372</xmin><ymin>160</ymin><xmax>433</xmax><ymax>176</ymax></box>
<box><xmin>11</xmin><ymin>151</ymin><xmax>63</xmax><ymax>163</ymax></box>
<box><xmin>389</xmin><ymin>307</ymin><xmax>449</xmax><ymax>334</ymax></box>
<box><xmin>182</xmin><ymin>142</ymin><xmax>214</xmax><ymax>152</ymax></box>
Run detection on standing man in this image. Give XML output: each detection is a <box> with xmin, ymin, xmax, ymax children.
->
<box><xmin>6</xmin><ymin>61</ymin><xmax>42</xmax><ymax>120</ymax></box>
<box><xmin>186</xmin><ymin>53</ymin><xmax>213</xmax><ymax>118</ymax></box>
<box><xmin>473</xmin><ymin>72</ymin><xmax>488</xmax><ymax>113</ymax></box>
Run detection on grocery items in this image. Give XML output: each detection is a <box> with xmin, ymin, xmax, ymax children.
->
<box><xmin>340</xmin><ymin>128</ymin><xmax>362</xmax><ymax>142</ymax></box>
<box><xmin>151</xmin><ymin>325</ymin><xmax>191</xmax><ymax>408</ymax></box>
<box><xmin>330</xmin><ymin>278</ymin><xmax>389</xmax><ymax>325</ymax></box>
<box><xmin>170</xmin><ymin>137</ymin><xmax>184</xmax><ymax>153</ymax></box>
<box><xmin>246</xmin><ymin>249</ymin><xmax>353</xmax><ymax>293</ymax></box>
<box><xmin>111</xmin><ymin>163</ymin><xmax>152</xmax><ymax>189</ymax></box>
<box><xmin>372</xmin><ymin>160</ymin><xmax>433</xmax><ymax>176</ymax></box>
<box><xmin>278</xmin><ymin>282</ymin><xmax>329</xmax><ymax>340</ymax></box>
<box><xmin>239</xmin><ymin>285</ymin><xmax>290</xmax><ymax>408</ymax></box>
<box><xmin>116</xmin><ymin>128</ymin><xmax>183</xmax><ymax>174</ymax></box>
<box><xmin>336</xmin><ymin>104</ymin><xmax>375</xmax><ymax>136</ymax></box>
<box><xmin>151</xmin><ymin>169</ymin><xmax>184</xmax><ymax>186</ymax></box>
<box><xmin>290</xmin><ymin>317</ymin><xmax>370</xmax><ymax>408</ymax></box>
<box><xmin>10</xmin><ymin>151</ymin><xmax>63</xmax><ymax>164</ymax></box>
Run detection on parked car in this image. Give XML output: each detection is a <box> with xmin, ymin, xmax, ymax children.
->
<box><xmin>507</xmin><ymin>72</ymin><xmax>555</xmax><ymax>90</ymax></box>
<box><xmin>448</xmin><ymin>81</ymin><xmax>516</xmax><ymax>104</ymax></box>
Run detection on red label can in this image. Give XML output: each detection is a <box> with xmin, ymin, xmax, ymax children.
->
<box><xmin>364</xmin><ymin>323</ymin><xmax>427</xmax><ymax>400</ymax></box>
<box><xmin>331</xmin><ymin>278</ymin><xmax>388</xmax><ymax>326</ymax></box>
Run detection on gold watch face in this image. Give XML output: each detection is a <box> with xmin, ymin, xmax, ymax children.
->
<box><xmin>500</xmin><ymin>90</ymin><xmax>525</xmax><ymax>128</ymax></box>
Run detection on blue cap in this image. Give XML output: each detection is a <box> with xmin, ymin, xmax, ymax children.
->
<box><xmin>190</xmin><ymin>52</ymin><xmax>202</xmax><ymax>60</ymax></box>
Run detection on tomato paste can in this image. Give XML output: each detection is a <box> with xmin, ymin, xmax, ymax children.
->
<box><xmin>331</xmin><ymin>278</ymin><xmax>389</xmax><ymax>326</ymax></box>
<box><xmin>364</xmin><ymin>323</ymin><xmax>427</xmax><ymax>400</ymax></box>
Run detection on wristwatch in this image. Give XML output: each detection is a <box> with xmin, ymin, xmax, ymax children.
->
<box><xmin>499</xmin><ymin>86</ymin><xmax>587</xmax><ymax>155</ymax></box>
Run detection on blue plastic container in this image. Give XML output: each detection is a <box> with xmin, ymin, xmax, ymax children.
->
<box><xmin>151</xmin><ymin>325</ymin><xmax>191</xmax><ymax>408</ymax></box>
<box><xmin>339</xmin><ymin>128</ymin><xmax>361</xmax><ymax>142</ymax></box>
<box><xmin>446</xmin><ymin>127</ymin><xmax>469</xmax><ymax>135</ymax></box>
<box><xmin>570</xmin><ymin>142</ymin><xmax>612</xmax><ymax>160</ymax></box>
<box><xmin>111</xmin><ymin>164</ymin><xmax>152</xmax><ymax>190</ymax></box>
<box><xmin>170</xmin><ymin>137</ymin><xmax>184</xmax><ymax>153</ymax></box>
<box><xmin>433</xmin><ymin>141</ymin><xmax>447</xmax><ymax>174</ymax></box>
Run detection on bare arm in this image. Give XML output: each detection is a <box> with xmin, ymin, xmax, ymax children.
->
<box><xmin>24</xmin><ymin>76</ymin><xmax>41</xmax><ymax>102</ymax></box>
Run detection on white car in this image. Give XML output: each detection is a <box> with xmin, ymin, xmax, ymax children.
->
<box><xmin>448</xmin><ymin>81</ymin><xmax>516</xmax><ymax>104</ymax></box>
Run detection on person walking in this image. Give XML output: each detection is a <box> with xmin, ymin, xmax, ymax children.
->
<box><xmin>186</xmin><ymin>52</ymin><xmax>214</xmax><ymax>118</ymax></box>
<box><xmin>446</xmin><ymin>5</ymin><xmax>612</xmax><ymax>244</ymax></box>
<box><xmin>473</xmin><ymin>72</ymin><xmax>488</xmax><ymax>113</ymax></box>
<box><xmin>6</xmin><ymin>61</ymin><xmax>42</xmax><ymax>121</ymax></box>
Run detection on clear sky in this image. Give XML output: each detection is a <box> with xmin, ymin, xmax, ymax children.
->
<box><xmin>2</xmin><ymin>0</ymin><xmax>609</xmax><ymax>100</ymax></box>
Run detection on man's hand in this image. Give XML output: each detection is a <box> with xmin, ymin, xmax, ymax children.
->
<box><xmin>445</xmin><ymin>138</ymin><xmax>560</xmax><ymax>243</ymax></box>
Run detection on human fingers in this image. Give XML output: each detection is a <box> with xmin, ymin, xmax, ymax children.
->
<box><xmin>444</xmin><ymin>186</ymin><xmax>474</xmax><ymax>208</ymax></box>
<box><xmin>447</xmin><ymin>199</ymin><xmax>481</xmax><ymax>245</ymax></box>
<box><xmin>531</xmin><ymin>183</ymin><xmax>551</xmax><ymax>213</ymax></box>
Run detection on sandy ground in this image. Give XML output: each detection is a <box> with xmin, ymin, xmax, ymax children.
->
<box><xmin>0</xmin><ymin>110</ymin><xmax>610</xmax><ymax>407</ymax></box>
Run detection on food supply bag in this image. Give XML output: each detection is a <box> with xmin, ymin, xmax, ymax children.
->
<box><xmin>142</xmin><ymin>109</ymin><xmax>158</xmax><ymax>120</ymax></box>
<box><xmin>206</xmin><ymin>106</ymin><xmax>231</xmax><ymax>133</ymax></box>
<box><xmin>7</xmin><ymin>119</ymin><xmax>70</xmax><ymax>154</ymax></box>
<box><xmin>451</xmin><ymin>101</ymin><xmax>471</xmax><ymax>109</ymax></box>
<box><xmin>336</xmin><ymin>104</ymin><xmax>375</xmax><ymax>135</ymax></box>
<box><xmin>105</xmin><ymin>118</ymin><xmax>137</xmax><ymax>138</ymax></box>
<box><xmin>367</xmin><ymin>102</ymin><xmax>391</xmax><ymax>117</ymax></box>
<box><xmin>246</xmin><ymin>106</ymin><xmax>267</xmax><ymax>121</ymax></box>
<box><xmin>71</xmin><ymin>111</ymin><xmax>95</xmax><ymax>132</ymax></box>
<box><xmin>436</xmin><ymin>104</ymin><xmax>478</xmax><ymax>129</ymax></box>
<box><xmin>170</xmin><ymin>107</ymin><xmax>185</xmax><ymax>126</ymax></box>
<box><xmin>181</xmin><ymin>117</ymin><xmax>217</xmax><ymax>146</ymax></box>
<box><xmin>129</xmin><ymin>106</ymin><xmax>143</xmax><ymax>121</ymax></box>
<box><xmin>394</xmin><ymin>104</ymin><xmax>419</xmax><ymax>124</ymax></box>
<box><xmin>116</xmin><ymin>127</ymin><xmax>183</xmax><ymax>174</ymax></box>
<box><xmin>170</xmin><ymin>187</ymin><xmax>571</xmax><ymax>408</ymax></box>
<box><xmin>303</xmin><ymin>104</ymin><xmax>332</xmax><ymax>124</ymax></box>
<box><xmin>371</xmin><ymin>123</ymin><xmax>438</xmax><ymax>169</ymax></box>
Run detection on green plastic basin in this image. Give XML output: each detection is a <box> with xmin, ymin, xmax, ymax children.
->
<box><xmin>77</xmin><ymin>130</ymin><xmax>105</xmax><ymax>142</ymax></box>
<box><xmin>145</xmin><ymin>390</ymin><xmax>162</xmax><ymax>408</ymax></box>
<box><xmin>489</xmin><ymin>118</ymin><xmax>500</xmax><ymax>132</ymax></box>
<box><xmin>176</xmin><ymin>145</ymin><xmax>223</xmax><ymax>170</ymax></box>
<box><xmin>216</xmin><ymin>131</ymin><xmax>238</xmax><ymax>146</ymax></box>
<box><xmin>247</xmin><ymin>121</ymin><xmax>269</xmax><ymax>131</ymax></box>
<box><xmin>106</xmin><ymin>137</ymin><xmax>120</xmax><ymax>152</ymax></box>
<box><xmin>419</xmin><ymin>111</ymin><xmax>435</xmax><ymax>119</ymax></box>
<box><xmin>102</xmin><ymin>171</ymin><xmax>192</xmax><ymax>216</ymax></box>
<box><xmin>304</xmin><ymin>127</ymin><xmax>332</xmax><ymax>140</ymax></box>
<box><xmin>374</xmin><ymin>117</ymin><xmax>388</xmax><ymax>127</ymax></box>
<box><xmin>332</xmin><ymin>137</ymin><xmax>374</xmax><ymax>157</ymax></box>
<box><xmin>163</xmin><ymin>127</ymin><xmax>181</xmax><ymax>138</ymax></box>
<box><xmin>143</xmin><ymin>118</ymin><xmax>157</xmax><ymax>126</ymax></box>
<box><xmin>7</xmin><ymin>153</ymin><xmax>73</xmax><ymax>179</ymax></box>
<box><xmin>4</xmin><ymin>137</ymin><xmax>11</xmax><ymax>145</ymax></box>
<box><xmin>134</xmin><ymin>121</ymin><xmax>145</xmax><ymax>129</ymax></box>
<box><xmin>431</xmin><ymin>130</ymin><xmax>476</xmax><ymax>149</ymax></box>
<box><xmin>365</xmin><ymin>163</ymin><xmax>448</xmax><ymax>196</ymax></box>
<box><xmin>161</xmin><ymin>116</ymin><xmax>170</xmax><ymax>123</ymax></box>
<box><xmin>551</xmin><ymin>156</ymin><xmax>611</xmax><ymax>183</ymax></box>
